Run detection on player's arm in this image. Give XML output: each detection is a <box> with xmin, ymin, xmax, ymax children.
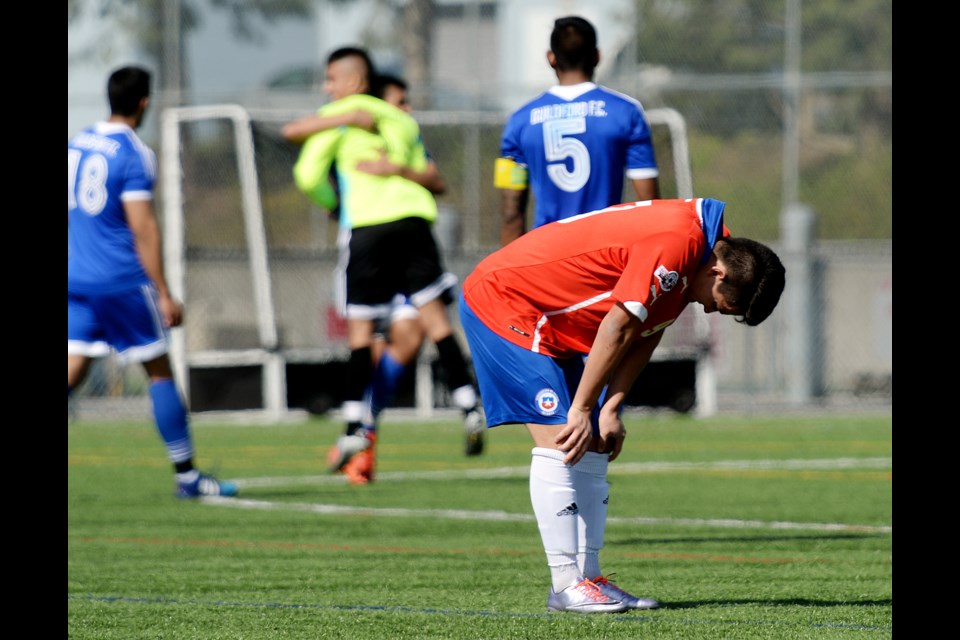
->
<box><xmin>360</xmin><ymin>120</ymin><xmax>447</xmax><ymax>194</ymax></box>
<box><xmin>556</xmin><ymin>302</ymin><xmax>651</xmax><ymax>465</ymax></box>
<box><xmin>417</xmin><ymin>160</ymin><xmax>447</xmax><ymax>195</ymax></box>
<box><xmin>355</xmin><ymin>152</ymin><xmax>447</xmax><ymax>195</ymax></box>
<box><xmin>597</xmin><ymin>329</ymin><xmax>664</xmax><ymax>460</ymax></box>
<box><xmin>629</xmin><ymin>176</ymin><xmax>660</xmax><ymax>202</ymax></box>
<box><xmin>494</xmin><ymin>157</ymin><xmax>529</xmax><ymax>245</ymax></box>
<box><xmin>124</xmin><ymin>198</ymin><xmax>182</xmax><ymax>328</ymax></box>
<box><xmin>282</xmin><ymin>110</ymin><xmax>377</xmax><ymax>144</ymax></box>
<box><xmin>625</xmin><ymin>109</ymin><xmax>661</xmax><ymax>201</ymax></box>
<box><xmin>293</xmin><ymin>132</ymin><xmax>339</xmax><ymax>211</ymax></box>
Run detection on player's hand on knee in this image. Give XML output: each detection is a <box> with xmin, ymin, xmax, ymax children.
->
<box><xmin>599</xmin><ymin>414</ymin><xmax>626</xmax><ymax>462</ymax></box>
<box><xmin>557</xmin><ymin>408</ymin><xmax>593</xmax><ymax>465</ymax></box>
<box><xmin>601</xmin><ymin>429</ymin><xmax>625</xmax><ymax>461</ymax></box>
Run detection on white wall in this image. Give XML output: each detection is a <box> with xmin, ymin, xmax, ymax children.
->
<box><xmin>497</xmin><ymin>0</ymin><xmax>635</xmax><ymax>111</ymax></box>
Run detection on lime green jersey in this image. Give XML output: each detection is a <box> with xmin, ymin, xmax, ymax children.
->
<box><xmin>292</xmin><ymin>94</ymin><xmax>437</xmax><ymax>228</ymax></box>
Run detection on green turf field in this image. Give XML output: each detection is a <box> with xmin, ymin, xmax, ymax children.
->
<box><xmin>68</xmin><ymin>411</ymin><xmax>892</xmax><ymax>639</ymax></box>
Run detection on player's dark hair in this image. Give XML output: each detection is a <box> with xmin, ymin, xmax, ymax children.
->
<box><xmin>550</xmin><ymin>15</ymin><xmax>599</xmax><ymax>74</ymax></box>
<box><xmin>372</xmin><ymin>73</ymin><xmax>409</xmax><ymax>103</ymax></box>
<box><xmin>376</xmin><ymin>73</ymin><xmax>408</xmax><ymax>95</ymax></box>
<box><xmin>108</xmin><ymin>66</ymin><xmax>151</xmax><ymax>117</ymax></box>
<box><xmin>327</xmin><ymin>46</ymin><xmax>377</xmax><ymax>95</ymax></box>
<box><xmin>714</xmin><ymin>237</ymin><xmax>786</xmax><ymax>327</ymax></box>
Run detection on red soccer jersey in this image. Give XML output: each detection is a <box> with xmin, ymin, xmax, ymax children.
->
<box><xmin>462</xmin><ymin>198</ymin><xmax>727</xmax><ymax>358</ymax></box>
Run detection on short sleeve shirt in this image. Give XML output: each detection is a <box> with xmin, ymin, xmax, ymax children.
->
<box><xmin>293</xmin><ymin>94</ymin><xmax>437</xmax><ymax>228</ymax></box>
<box><xmin>68</xmin><ymin>122</ymin><xmax>156</xmax><ymax>294</ymax></box>
<box><xmin>462</xmin><ymin>198</ymin><xmax>726</xmax><ymax>358</ymax></box>
<box><xmin>499</xmin><ymin>82</ymin><xmax>659</xmax><ymax>228</ymax></box>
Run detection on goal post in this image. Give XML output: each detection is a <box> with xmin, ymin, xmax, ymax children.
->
<box><xmin>159</xmin><ymin>103</ymin><xmax>715</xmax><ymax>421</ymax></box>
<box><xmin>161</xmin><ymin>104</ymin><xmax>291</xmax><ymax>421</ymax></box>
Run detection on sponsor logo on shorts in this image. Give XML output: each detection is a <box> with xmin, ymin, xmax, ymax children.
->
<box><xmin>557</xmin><ymin>502</ymin><xmax>579</xmax><ymax>516</ymax></box>
<box><xmin>535</xmin><ymin>388</ymin><xmax>560</xmax><ymax>416</ymax></box>
<box><xmin>655</xmin><ymin>265</ymin><xmax>679</xmax><ymax>292</ymax></box>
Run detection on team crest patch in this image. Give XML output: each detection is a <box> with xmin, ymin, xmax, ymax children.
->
<box><xmin>535</xmin><ymin>388</ymin><xmax>560</xmax><ymax>416</ymax></box>
<box><xmin>655</xmin><ymin>265</ymin><xmax>679</xmax><ymax>292</ymax></box>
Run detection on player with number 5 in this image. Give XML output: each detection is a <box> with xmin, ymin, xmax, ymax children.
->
<box><xmin>494</xmin><ymin>15</ymin><xmax>660</xmax><ymax>246</ymax></box>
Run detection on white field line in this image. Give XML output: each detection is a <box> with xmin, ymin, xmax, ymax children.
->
<box><xmin>230</xmin><ymin>457</ymin><xmax>891</xmax><ymax>488</ymax></box>
<box><xmin>206</xmin><ymin>457</ymin><xmax>891</xmax><ymax>534</ymax></box>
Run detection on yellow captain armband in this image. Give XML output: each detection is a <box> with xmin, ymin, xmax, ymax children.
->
<box><xmin>494</xmin><ymin>157</ymin><xmax>528</xmax><ymax>190</ymax></box>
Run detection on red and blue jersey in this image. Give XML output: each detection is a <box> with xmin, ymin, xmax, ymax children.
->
<box><xmin>462</xmin><ymin>198</ymin><xmax>727</xmax><ymax>358</ymax></box>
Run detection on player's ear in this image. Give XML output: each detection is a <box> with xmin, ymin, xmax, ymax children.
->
<box><xmin>547</xmin><ymin>50</ymin><xmax>557</xmax><ymax>69</ymax></box>
<box><xmin>713</xmin><ymin>261</ymin><xmax>728</xmax><ymax>281</ymax></box>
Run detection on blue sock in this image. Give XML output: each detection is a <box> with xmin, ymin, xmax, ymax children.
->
<box><xmin>369</xmin><ymin>351</ymin><xmax>409</xmax><ymax>424</ymax></box>
<box><xmin>149</xmin><ymin>379</ymin><xmax>194</xmax><ymax>465</ymax></box>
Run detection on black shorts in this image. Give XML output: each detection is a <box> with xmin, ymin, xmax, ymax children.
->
<box><xmin>345</xmin><ymin>217</ymin><xmax>453</xmax><ymax>319</ymax></box>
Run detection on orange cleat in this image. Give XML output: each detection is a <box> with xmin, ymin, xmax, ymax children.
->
<box><xmin>327</xmin><ymin>433</ymin><xmax>372</xmax><ymax>473</ymax></box>
<box><xmin>342</xmin><ymin>432</ymin><xmax>376</xmax><ymax>485</ymax></box>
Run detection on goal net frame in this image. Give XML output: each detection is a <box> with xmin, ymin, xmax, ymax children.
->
<box><xmin>160</xmin><ymin>104</ymin><xmax>715</xmax><ymax>422</ymax></box>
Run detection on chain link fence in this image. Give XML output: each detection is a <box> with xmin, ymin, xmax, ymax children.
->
<box><xmin>68</xmin><ymin>0</ymin><xmax>891</xmax><ymax>419</ymax></box>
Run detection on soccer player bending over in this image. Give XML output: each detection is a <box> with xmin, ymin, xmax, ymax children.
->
<box><xmin>459</xmin><ymin>198</ymin><xmax>785</xmax><ymax>612</ymax></box>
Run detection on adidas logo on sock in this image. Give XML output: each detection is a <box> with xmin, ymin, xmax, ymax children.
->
<box><xmin>603</xmin><ymin>495</ymin><xmax>609</xmax><ymax>505</ymax></box>
<box><xmin>556</xmin><ymin>502</ymin><xmax>579</xmax><ymax>516</ymax></box>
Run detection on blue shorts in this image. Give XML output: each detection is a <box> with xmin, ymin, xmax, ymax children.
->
<box><xmin>460</xmin><ymin>292</ymin><xmax>602</xmax><ymax>431</ymax></box>
<box><xmin>67</xmin><ymin>283</ymin><xmax>169</xmax><ymax>363</ymax></box>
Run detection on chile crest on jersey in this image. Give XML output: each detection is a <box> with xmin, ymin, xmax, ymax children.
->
<box><xmin>535</xmin><ymin>388</ymin><xmax>560</xmax><ymax>416</ymax></box>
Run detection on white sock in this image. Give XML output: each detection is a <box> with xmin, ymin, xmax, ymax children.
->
<box><xmin>341</xmin><ymin>399</ymin><xmax>366</xmax><ymax>424</ymax></box>
<box><xmin>451</xmin><ymin>384</ymin><xmax>478</xmax><ymax>412</ymax></box>
<box><xmin>530</xmin><ymin>447</ymin><xmax>583</xmax><ymax>591</ymax></box>
<box><xmin>548</xmin><ymin>561</ymin><xmax>583</xmax><ymax>592</ymax></box>
<box><xmin>572</xmin><ymin>451</ymin><xmax>610</xmax><ymax>580</ymax></box>
<box><xmin>176</xmin><ymin>469</ymin><xmax>199</xmax><ymax>484</ymax></box>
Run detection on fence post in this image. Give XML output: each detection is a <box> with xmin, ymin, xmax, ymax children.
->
<box><xmin>781</xmin><ymin>203</ymin><xmax>824</xmax><ymax>404</ymax></box>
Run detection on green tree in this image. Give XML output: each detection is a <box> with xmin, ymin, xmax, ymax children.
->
<box><xmin>632</xmin><ymin>0</ymin><xmax>891</xmax><ymax>240</ymax></box>
<box><xmin>633</xmin><ymin>0</ymin><xmax>891</xmax><ymax>135</ymax></box>
<box><xmin>68</xmin><ymin>0</ymin><xmax>437</xmax><ymax>105</ymax></box>
<box><xmin>635</xmin><ymin>0</ymin><xmax>786</xmax><ymax>73</ymax></box>
<box><xmin>69</xmin><ymin>0</ymin><xmax>324</xmax><ymax>100</ymax></box>
<box><xmin>635</xmin><ymin>0</ymin><xmax>891</xmax><ymax>73</ymax></box>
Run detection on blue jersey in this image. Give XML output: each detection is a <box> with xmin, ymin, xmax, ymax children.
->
<box><xmin>68</xmin><ymin>122</ymin><xmax>157</xmax><ymax>294</ymax></box>
<box><xmin>499</xmin><ymin>82</ymin><xmax>659</xmax><ymax>229</ymax></box>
